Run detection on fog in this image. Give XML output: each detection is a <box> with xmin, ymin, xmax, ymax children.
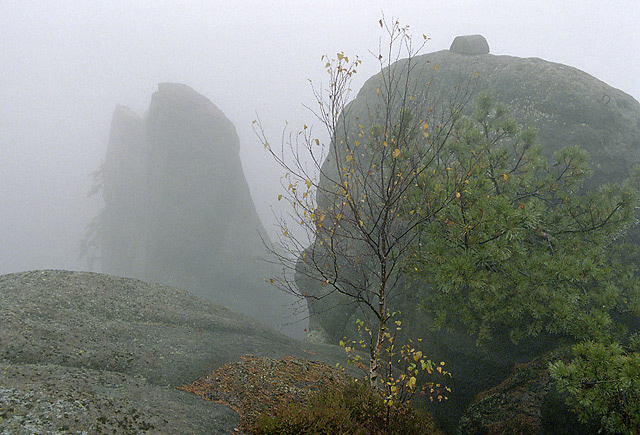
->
<box><xmin>1</xmin><ymin>0</ymin><xmax>639</xmax><ymax>276</ymax></box>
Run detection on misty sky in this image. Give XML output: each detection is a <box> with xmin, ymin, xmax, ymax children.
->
<box><xmin>1</xmin><ymin>1</ymin><xmax>639</xmax><ymax>275</ymax></box>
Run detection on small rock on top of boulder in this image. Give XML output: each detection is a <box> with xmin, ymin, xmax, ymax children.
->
<box><xmin>450</xmin><ymin>34</ymin><xmax>490</xmax><ymax>55</ymax></box>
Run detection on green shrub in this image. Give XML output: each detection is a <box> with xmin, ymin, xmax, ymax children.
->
<box><xmin>248</xmin><ymin>379</ymin><xmax>442</xmax><ymax>435</ymax></box>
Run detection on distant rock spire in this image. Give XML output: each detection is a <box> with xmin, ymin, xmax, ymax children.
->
<box><xmin>98</xmin><ymin>83</ymin><xmax>305</xmax><ymax>338</ymax></box>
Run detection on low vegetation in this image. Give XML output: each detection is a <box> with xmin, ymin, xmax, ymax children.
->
<box><xmin>248</xmin><ymin>379</ymin><xmax>442</xmax><ymax>435</ymax></box>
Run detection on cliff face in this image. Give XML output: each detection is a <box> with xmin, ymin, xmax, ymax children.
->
<box><xmin>101</xmin><ymin>105</ymin><xmax>146</xmax><ymax>276</ymax></box>
<box><xmin>99</xmin><ymin>83</ymin><xmax>302</xmax><ymax>337</ymax></box>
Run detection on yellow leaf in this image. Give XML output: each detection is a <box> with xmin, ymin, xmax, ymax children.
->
<box><xmin>393</xmin><ymin>148</ymin><xmax>401</xmax><ymax>158</ymax></box>
<box><xmin>434</xmin><ymin>64</ymin><xmax>439</xmax><ymax>70</ymax></box>
<box><xmin>345</xmin><ymin>154</ymin><xmax>353</xmax><ymax>162</ymax></box>
<box><xmin>305</xmin><ymin>179</ymin><xmax>312</xmax><ymax>188</ymax></box>
<box><xmin>423</xmin><ymin>122</ymin><xmax>429</xmax><ymax>130</ymax></box>
<box><xmin>408</xmin><ymin>377</ymin><xmax>417</xmax><ymax>389</ymax></box>
<box><xmin>376</xmin><ymin>88</ymin><xmax>380</xmax><ymax>95</ymax></box>
<box><xmin>283</xmin><ymin>230</ymin><xmax>288</xmax><ymax>237</ymax></box>
<box><xmin>503</xmin><ymin>173</ymin><xmax>508</xmax><ymax>181</ymax></box>
<box><xmin>456</xmin><ymin>192</ymin><xmax>461</xmax><ymax>198</ymax></box>
<box><xmin>277</xmin><ymin>194</ymin><xmax>283</xmax><ymax>201</ymax></box>
<box><xmin>315</xmin><ymin>138</ymin><xmax>320</xmax><ymax>145</ymax></box>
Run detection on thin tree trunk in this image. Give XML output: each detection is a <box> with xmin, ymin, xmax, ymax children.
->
<box><xmin>370</xmin><ymin>258</ymin><xmax>387</xmax><ymax>389</ymax></box>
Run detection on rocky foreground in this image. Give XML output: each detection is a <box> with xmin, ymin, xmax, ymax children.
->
<box><xmin>0</xmin><ymin>270</ymin><xmax>349</xmax><ymax>434</ymax></box>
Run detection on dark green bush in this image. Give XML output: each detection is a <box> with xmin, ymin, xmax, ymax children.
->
<box><xmin>248</xmin><ymin>379</ymin><xmax>442</xmax><ymax>435</ymax></box>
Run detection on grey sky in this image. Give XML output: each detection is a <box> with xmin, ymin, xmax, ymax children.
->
<box><xmin>1</xmin><ymin>0</ymin><xmax>638</xmax><ymax>274</ymax></box>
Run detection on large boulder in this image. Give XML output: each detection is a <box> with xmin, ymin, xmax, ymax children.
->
<box><xmin>297</xmin><ymin>36</ymin><xmax>640</xmax><ymax>431</ymax></box>
<box><xmin>96</xmin><ymin>83</ymin><xmax>302</xmax><ymax>337</ymax></box>
<box><xmin>0</xmin><ymin>270</ymin><xmax>349</xmax><ymax>434</ymax></box>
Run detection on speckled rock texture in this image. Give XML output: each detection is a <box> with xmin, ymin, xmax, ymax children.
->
<box><xmin>0</xmin><ymin>270</ymin><xmax>349</xmax><ymax>434</ymax></box>
<box><xmin>458</xmin><ymin>350</ymin><xmax>601</xmax><ymax>435</ymax></box>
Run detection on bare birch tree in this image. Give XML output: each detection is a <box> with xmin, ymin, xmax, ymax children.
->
<box><xmin>254</xmin><ymin>18</ymin><xmax>471</xmax><ymax>387</ymax></box>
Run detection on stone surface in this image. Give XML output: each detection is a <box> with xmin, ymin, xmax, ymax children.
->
<box><xmin>450</xmin><ymin>34</ymin><xmax>490</xmax><ymax>55</ymax></box>
<box><xmin>95</xmin><ymin>83</ymin><xmax>304</xmax><ymax>338</ymax></box>
<box><xmin>297</xmin><ymin>39</ymin><xmax>640</xmax><ymax>432</ymax></box>
<box><xmin>459</xmin><ymin>350</ymin><xmax>601</xmax><ymax>435</ymax></box>
<box><xmin>0</xmin><ymin>270</ymin><xmax>350</xmax><ymax>434</ymax></box>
